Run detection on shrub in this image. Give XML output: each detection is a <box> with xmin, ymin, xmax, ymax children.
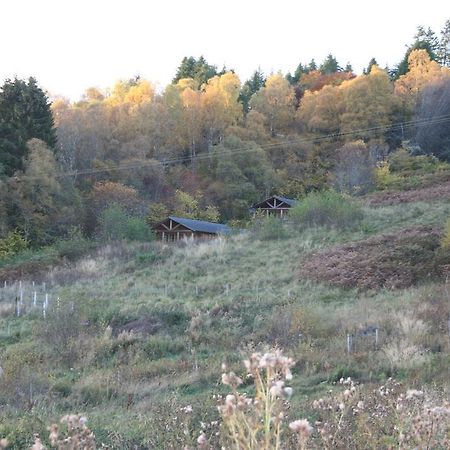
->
<box><xmin>254</xmin><ymin>216</ymin><xmax>289</xmax><ymax>241</ymax></box>
<box><xmin>0</xmin><ymin>230</ymin><xmax>28</xmax><ymax>258</ymax></box>
<box><xmin>99</xmin><ymin>204</ymin><xmax>154</xmax><ymax>242</ymax></box>
<box><xmin>290</xmin><ymin>190</ymin><xmax>363</xmax><ymax>230</ymax></box>
<box><xmin>55</xmin><ymin>227</ymin><xmax>94</xmax><ymax>261</ymax></box>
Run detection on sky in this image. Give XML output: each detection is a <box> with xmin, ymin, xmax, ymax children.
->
<box><xmin>1</xmin><ymin>0</ymin><xmax>447</xmax><ymax>100</ymax></box>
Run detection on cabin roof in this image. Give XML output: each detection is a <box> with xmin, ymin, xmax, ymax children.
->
<box><xmin>156</xmin><ymin>216</ymin><xmax>231</xmax><ymax>234</ymax></box>
<box><xmin>251</xmin><ymin>195</ymin><xmax>298</xmax><ymax>209</ymax></box>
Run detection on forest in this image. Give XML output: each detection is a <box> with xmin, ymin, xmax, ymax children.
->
<box><xmin>1</xmin><ymin>22</ymin><xmax>450</xmax><ymax>250</ymax></box>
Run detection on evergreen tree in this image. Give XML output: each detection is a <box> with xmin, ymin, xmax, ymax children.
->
<box><xmin>307</xmin><ymin>59</ymin><xmax>317</xmax><ymax>71</ymax></box>
<box><xmin>439</xmin><ymin>19</ymin><xmax>450</xmax><ymax>67</ymax></box>
<box><xmin>0</xmin><ymin>77</ymin><xmax>56</xmax><ymax>177</ymax></box>
<box><xmin>394</xmin><ymin>25</ymin><xmax>440</xmax><ymax>79</ymax></box>
<box><xmin>363</xmin><ymin>58</ymin><xmax>378</xmax><ymax>74</ymax></box>
<box><xmin>239</xmin><ymin>69</ymin><xmax>266</xmax><ymax>113</ymax></box>
<box><xmin>320</xmin><ymin>54</ymin><xmax>341</xmax><ymax>74</ymax></box>
<box><xmin>172</xmin><ymin>56</ymin><xmax>218</xmax><ymax>87</ymax></box>
<box><xmin>286</xmin><ymin>62</ymin><xmax>308</xmax><ymax>85</ymax></box>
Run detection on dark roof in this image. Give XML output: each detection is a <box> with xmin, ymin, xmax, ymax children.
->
<box><xmin>165</xmin><ymin>216</ymin><xmax>231</xmax><ymax>234</ymax></box>
<box><xmin>251</xmin><ymin>195</ymin><xmax>298</xmax><ymax>209</ymax></box>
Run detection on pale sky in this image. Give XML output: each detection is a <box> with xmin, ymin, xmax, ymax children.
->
<box><xmin>1</xmin><ymin>0</ymin><xmax>447</xmax><ymax>100</ymax></box>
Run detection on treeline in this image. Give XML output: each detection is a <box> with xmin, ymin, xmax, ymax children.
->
<box><xmin>1</xmin><ymin>22</ymin><xmax>450</xmax><ymax>248</ymax></box>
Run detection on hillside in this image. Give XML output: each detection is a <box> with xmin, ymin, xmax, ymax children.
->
<box><xmin>0</xmin><ymin>191</ymin><xmax>450</xmax><ymax>448</ymax></box>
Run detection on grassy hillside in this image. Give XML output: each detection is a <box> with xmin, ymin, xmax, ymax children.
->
<box><xmin>0</xmin><ymin>197</ymin><xmax>450</xmax><ymax>448</ymax></box>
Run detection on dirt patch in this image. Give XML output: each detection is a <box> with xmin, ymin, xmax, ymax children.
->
<box><xmin>366</xmin><ymin>181</ymin><xmax>450</xmax><ymax>206</ymax></box>
<box><xmin>299</xmin><ymin>226</ymin><xmax>447</xmax><ymax>290</ymax></box>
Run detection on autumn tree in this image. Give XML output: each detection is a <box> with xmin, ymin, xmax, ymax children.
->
<box><xmin>6</xmin><ymin>139</ymin><xmax>80</xmax><ymax>244</ymax></box>
<box><xmin>395</xmin><ymin>26</ymin><xmax>440</xmax><ymax>78</ymax></box>
<box><xmin>201</xmin><ymin>72</ymin><xmax>243</xmax><ymax>151</ymax></box>
<box><xmin>395</xmin><ymin>49</ymin><xmax>444</xmax><ymax>110</ymax></box>
<box><xmin>340</xmin><ymin>66</ymin><xmax>399</xmax><ymax>141</ymax></box>
<box><xmin>249</xmin><ymin>73</ymin><xmax>296</xmax><ymax>137</ymax></box>
<box><xmin>0</xmin><ymin>78</ymin><xmax>56</xmax><ymax>176</ymax></box>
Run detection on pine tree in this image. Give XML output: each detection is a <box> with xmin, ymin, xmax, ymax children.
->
<box><xmin>239</xmin><ymin>69</ymin><xmax>266</xmax><ymax>113</ymax></box>
<box><xmin>363</xmin><ymin>58</ymin><xmax>378</xmax><ymax>75</ymax></box>
<box><xmin>0</xmin><ymin>77</ymin><xmax>56</xmax><ymax>177</ymax></box>
<box><xmin>394</xmin><ymin>25</ymin><xmax>440</xmax><ymax>79</ymax></box>
<box><xmin>439</xmin><ymin>20</ymin><xmax>450</xmax><ymax>66</ymax></box>
<box><xmin>320</xmin><ymin>54</ymin><xmax>341</xmax><ymax>74</ymax></box>
<box><xmin>172</xmin><ymin>56</ymin><xmax>218</xmax><ymax>87</ymax></box>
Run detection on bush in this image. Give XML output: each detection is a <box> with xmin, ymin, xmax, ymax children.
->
<box><xmin>254</xmin><ymin>216</ymin><xmax>289</xmax><ymax>241</ymax></box>
<box><xmin>0</xmin><ymin>230</ymin><xmax>28</xmax><ymax>258</ymax></box>
<box><xmin>290</xmin><ymin>190</ymin><xmax>363</xmax><ymax>230</ymax></box>
<box><xmin>55</xmin><ymin>226</ymin><xmax>94</xmax><ymax>261</ymax></box>
<box><xmin>99</xmin><ymin>204</ymin><xmax>154</xmax><ymax>242</ymax></box>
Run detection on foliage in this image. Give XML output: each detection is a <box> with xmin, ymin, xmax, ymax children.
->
<box><xmin>0</xmin><ymin>77</ymin><xmax>56</xmax><ymax>177</ymax></box>
<box><xmin>98</xmin><ymin>204</ymin><xmax>153</xmax><ymax>242</ymax></box>
<box><xmin>253</xmin><ymin>216</ymin><xmax>289</xmax><ymax>241</ymax></box>
<box><xmin>217</xmin><ymin>350</ymin><xmax>311</xmax><ymax>450</ymax></box>
<box><xmin>250</xmin><ymin>73</ymin><xmax>296</xmax><ymax>136</ymax></box>
<box><xmin>290</xmin><ymin>191</ymin><xmax>364</xmax><ymax>230</ymax></box>
<box><xmin>55</xmin><ymin>227</ymin><xmax>94</xmax><ymax>261</ymax></box>
<box><xmin>0</xmin><ymin>230</ymin><xmax>28</xmax><ymax>258</ymax></box>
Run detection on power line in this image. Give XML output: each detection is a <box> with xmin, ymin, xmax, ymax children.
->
<box><xmin>17</xmin><ymin>113</ymin><xmax>450</xmax><ymax>181</ymax></box>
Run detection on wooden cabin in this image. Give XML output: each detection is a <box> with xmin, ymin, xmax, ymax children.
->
<box><xmin>250</xmin><ymin>195</ymin><xmax>297</xmax><ymax>218</ymax></box>
<box><xmin>153</xmin><ymin>216</ymin><xmax>230</xmax><ymax>241</ymax></box>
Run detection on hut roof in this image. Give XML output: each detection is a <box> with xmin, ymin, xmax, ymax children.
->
<box><xmin>251</xmin><ymin>195</ymin><xmax>298</xmax><ymax>210</ymax></box>
<box><xmin>159</xmin><ymin>216</ymin><xmax>231</xmax><ymax>234</ymax></box>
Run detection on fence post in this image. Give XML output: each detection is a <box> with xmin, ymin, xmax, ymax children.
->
<box><xmin>347</xmin><ymin>334</ymin><xmax>353</xmax><ymax>354</ymax></box>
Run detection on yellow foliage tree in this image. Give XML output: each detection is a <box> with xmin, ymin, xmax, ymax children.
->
<box><xmin>202</xmin><ymin>72</ymin><xmax>243</xmax><ymax>150</ymax></box>
<box><xmin>250</xmin><ymin>73</ymin><xmax>296</xmax><ymax>136</ymax></box>
<box><xmin>395</xmin><ymin>49</ymin><xmax>445</xmax><ymax>109</ymax></box>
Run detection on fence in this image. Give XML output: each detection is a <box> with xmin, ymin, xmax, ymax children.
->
<box><xmin>0</xmin><ymin>280</ymin><xmax>56</xmax><ymax>319</ymax></box>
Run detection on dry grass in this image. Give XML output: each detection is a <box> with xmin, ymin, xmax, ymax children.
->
<box><xmin>299</xmin><ymin>226</ymin><xmax>445</xmax><ymax>290</ymax></box>
<box><xmin>366</xmin><ymin>180</ymin><xmax>450</xmax><ymax>206</ymax></box>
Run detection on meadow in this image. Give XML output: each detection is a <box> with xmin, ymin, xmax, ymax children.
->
<box><xmin>0</xmin><ymin>193</ymin><xmax>450</xmax><ymax>448</ymax></box>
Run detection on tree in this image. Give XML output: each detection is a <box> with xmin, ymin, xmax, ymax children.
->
<box><xmin>320</xmin><ymin>54</ymin><xmax>341</xmax><ymax>74</ymax></box>
<box><xmin>207</xmin><ymin>136</ymin><xmax>278</xmax><ymax>219</ymax></box>
<box><xmin>172</xmin><ymin>56</ymin><xmax>220</xmax><ymax>88</ymax></box>
<box><xmin>363</xmin><ymin>58</ymin><xmax>378</xmax><ymax>75</ymax></box>
<box><xmin>201</xmin><ymin>72</ymin><xmax>243</xmax><ymax>151</ymax></box>
<box><xmin>395</xmin><ymin>49</ymin><xmax>443</xmax><ymax>110</ymax></box>
<box><xmin>0</xmin><ymin>77</ymin><xmax>56</xmax><ymax>176</ymax></box>
<box><xmin>394</xmin><ymin>26</ymin><xmax>440</xmax><ymax>79</ymax></box>
<box><xmin>340</xmin><ymin>66</ymin><xmax>399</xmax><ymax>141</ymax></box>
<box><xmin>239</xmin><ymin>69</ymin><xmax>265</xmax><ymax>113</ymax></box>
<box><xmin>414</xmin><ymin>73</ymin><xmax>450</xmax><ymax>159</ymax></box>
<box><xmin>439</xmin><ymin>20</ymin><xmax>450</xmax><ymax>66</ymax></box>
<box><xmin>7</xmin><ymin>139</ymin><xmax>79</xmax><ymax>244</ymax></box>
<box><xmin>249</xmin><ymin>73</ymin><xmax>296</xmax><ymax>136</ymax></box>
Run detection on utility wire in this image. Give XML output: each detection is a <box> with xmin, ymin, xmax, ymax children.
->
<box><xmin>14</xmin><ymin>113</ymin><xmax>450</xmax><ymax>181</ymax></box>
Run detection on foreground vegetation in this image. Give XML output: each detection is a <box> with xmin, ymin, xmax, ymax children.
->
<box><xmin>0</xmin><ymin>191</ymin><xmax>449</xmax><ymax>448</ymax></box>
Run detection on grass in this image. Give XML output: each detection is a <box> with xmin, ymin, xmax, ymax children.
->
<box><xmin>0</xmin><ymin>197</ymin><xmax>450</xmax><ymax>448</ymax></box>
